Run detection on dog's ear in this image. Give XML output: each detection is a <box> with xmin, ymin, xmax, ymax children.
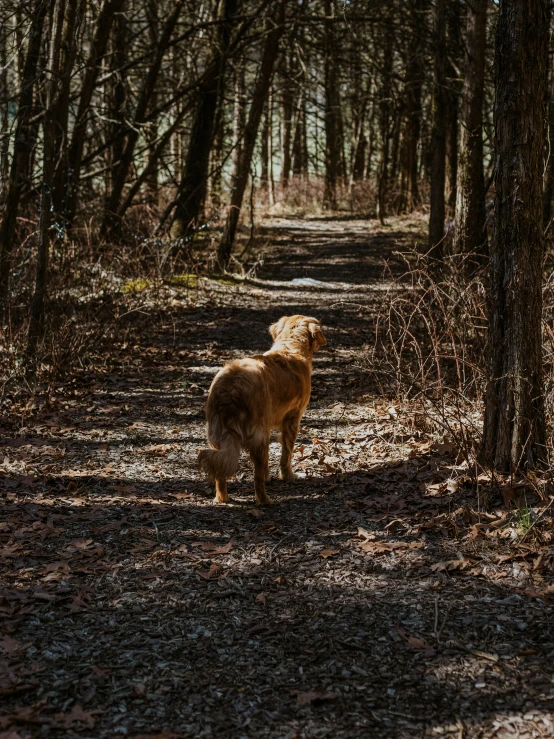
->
<box><xmin>269</xmin><ymin>317</ymin><xmax>287</xmax><ymax>340</ymax></box>
<box><xmin>309</xmin><ymin>322</ymin><xmax>327</xmax><ymax>349</ymax></box>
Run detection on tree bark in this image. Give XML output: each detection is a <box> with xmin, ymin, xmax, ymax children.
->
<box><xmin>0</xmin><ymin>0</ymin><xmax>49</xmax><ymax>317</ymax></box>
<box><xmin>480</xmin><ymin>0</ymin><xmax>549</xmax><ymax>472</ymax></box>
<box><xmin>428</xmin><ymin>0</ymin><xmax>447</xmax><ymax>257</ymax></box>
<box><xmin>445</xmin><ymin>0</ymin><xmax>461</xmax><ymax>214</ymax></box>
<box><xmin>217</xmin><ymin>0</ymin><xmax>286</xmax><ymax>268</ymax></box>
<box><xmin>50</xmin><ymin>0</ymin><xmax>83</xmax><ymax>226</ymax></box>
<box><xmin>170</xmin><ymin>0</ymin><xmax>239</xmax><ymax>240</ymax></box>
<box><xmin>323</xmin><ymin>0</ymin><xmax>339</xmax><ymax>209</ymax></box>
<box><xmin>543</xmin><ymin>57</ymin><xmax>554</xmax><ymax>230</ymax></box>
<box><xmin>27</xmin><ymin>0</ymin><xmax>66</xmax><ymax>356</ymax></box>
<box><xmin>452</xmin><ymin>0</ymin><xmax>486</xmax><ymax>256</ymax></box>
<box><xmin>399</xmin><ymin>0</ymin><xmax>425</xmax><ymax>212</ymax></box>
<box><xmin>377</xmin><ymin>19</ymin><xmax>394</xmax><ymax>223</ymax></box>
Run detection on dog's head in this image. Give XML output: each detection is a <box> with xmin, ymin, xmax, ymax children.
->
<box><xmin>269</xmin><ymin>315</ymin><xmax>327</xmax><ymax>357</ymax></box>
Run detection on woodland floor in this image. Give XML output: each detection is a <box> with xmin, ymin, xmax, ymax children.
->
<box><xmin>2</xmin><ymin>215</ymin><xmax>554</xmax><ymax>739</ymax></box>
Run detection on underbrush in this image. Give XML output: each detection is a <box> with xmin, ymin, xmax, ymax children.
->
<box><xmin>368</xmin><ymin>246</ymin><xmax>554</xmax><ymax>517</ymax></box>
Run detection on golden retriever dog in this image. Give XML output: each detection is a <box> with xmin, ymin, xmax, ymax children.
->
<box><xmin>198</xmin><ymin>315</ymin><xmax>327</xmax><ymax>504</ymax></box>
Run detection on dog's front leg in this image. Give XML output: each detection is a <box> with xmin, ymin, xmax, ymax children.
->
<box><xmin>280</xmin><ymin>411</ymin><xmax>301</xmax><ymax>481</ymax></box>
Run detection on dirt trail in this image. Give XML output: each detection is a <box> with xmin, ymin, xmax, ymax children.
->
<box><xmin>1</xmin><ymin>216</ymin><xmax>553</xmax><ymax>738</ymax></box>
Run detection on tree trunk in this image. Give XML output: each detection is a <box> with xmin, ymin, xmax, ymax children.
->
<box><xmin>231</xmin><ymin>64</ymin><xmax>245</xmax><ymax>177</ymax></box>
<box><xmin>452</xmin><ymin>0</ymin><xmax>486</xmax><ymax>256</ymax></box>
<box><xmin>145</xmin><ymin>0</ymin><xmax>159</xmax><ymax>204</ymax></box>
<box><xmin>27</xmin><ymin>0</ymin><xmax>66</xmax><ymax>357</ymax></box>
<box><xmin>428</xmin><ymin>0</ymin><xmax>447</xmax><ymax>257</ymax></box>
<box><xmin>0</xmin><ymin>0</ymin><xmax>49</xmax><ymax>317</ymax></box>
<box><xmin>480</xmin><ymin>0</ymin><xmax>549</xmax><ymax>472</ymax></box>
<box><xmin>50</xmin><ymin>0</ymin><xmax>83</xmax><ymax>227</ymax></box>
<box><xmin>445</xmin><ymin>0</ymin><xmax>461</xmax><ymax>214</ymax></box>
<box><xmin>399</xmin><ymin>0</ymin><xmax>425</xmax><ymax>212</ymax></box>
<box><xmin>280</xmin><ymin>60</ymin><xmax>294</xmax><ymax>189</ymax></box>
<box><xmin>261</xmin><ymin>89</ymin><xmax>275</xmax><ymax>204</ymax></box>
<box><xmin>0</xmin><ymin>21</ymin><xmax>9</xmax><ymax>190</ymax></box>
<box><xmin>64</xmin><ymin>0</ymin><xmax>124</xmax><ymax>228</ymax></box>
<box><xmin>170</xmin><ymin>0</ymin><xmax>239</xmax><ymax>240</ymax></box>
<box><xmin>377</xmin><ymin>20</ymin><xmax>394</xmax><ymax>224</ymax></box>
<box><xmin>543</xmin><ymin>57</ymin><xmax>554</xmax><ymax>229</ymax></box>
<box><xmin>217</xmin><ymin>0</ymin><xmax>286</xmax><ymax>268</ymax></box>
<box><xmin>323</xmin><ymin>0</ymin><xmax>339</xmax><ymax>209</ymax></box>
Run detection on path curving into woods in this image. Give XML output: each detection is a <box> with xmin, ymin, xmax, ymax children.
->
<box><xmin>1</xmin><ymin>216</ymin><xmax>553</xmax><ymax>738</ymax></box>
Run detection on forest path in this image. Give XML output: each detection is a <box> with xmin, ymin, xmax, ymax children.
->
<box><xmin>1</xmin><ymin>216</ymin><xmax>553</xmax><ymax>738</ymax></box>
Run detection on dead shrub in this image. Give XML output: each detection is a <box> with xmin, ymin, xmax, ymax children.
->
<box><xmin>368</xmin><ymin>249</ymin><xmax>488</xmax><ymax>483</ymax></box>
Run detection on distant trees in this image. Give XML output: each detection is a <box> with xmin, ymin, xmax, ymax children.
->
<box><xmin>1</xmin><ymin>0</ymin><xmax>553</xmax><ymax>423</ymax></box>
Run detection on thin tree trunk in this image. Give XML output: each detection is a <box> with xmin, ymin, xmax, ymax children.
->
<box><xmin>323</xmin><ymin>0</ymin><xmax>339</xmax><ymax>209</ymax></box>
<box><xmin>50</xmin><ymin>0</ymin><xmax>83</xmax><ymax>227</ymax></box>
<box><xmin>377</xmin><ymin>20</ymin><xmax>394</xmax><ymax>224</ymax></box>
<box><xmin>217</xmin><ymin>0</ymin><xmax>286</xmax><ymax>268</ymax></box>
<box><xmin>0</xmin><ymin>0</ymin><xmax>49</xmax><ymax>317</ymax></box>
<box><xmin>452</xmin><ymin>0</ymin><xmax>486</xmax><ymax>256</ymax></box>
<box><xmin>428</xmin><ymin>0</ymin><xmax>447</xmax><ymax>257</ymax></box>
<box><xmin>0</xmin><ymin>22</ymin><xmax>9</xmax><ymax>190</ymax></box>
<box><xmin>544</xmin><ymin>57</ymin><xmax>554</xmax><ymax>229</ymax></box>
<box><xmin>27</xmin><ymin>0</ymin><xmax>66</xmax><ymax>357</ymax></box>
<box><xmin>399</xmin><ymin>0</ymin><xmax>425</xmax><ymax>212</ymax></box>
<box><xmin>445</xmin><ymin>0</ymin><xmax>461</xmax><ymax>214</ymax></box>
<box><xmin>170</xmin><ymin>0</ymin><xmax>239</xmax><ymax>240</ymax></box>
<box><xmin>280</xmin><ymin>60</ymin><xmax>294</xmax><ymax>189</ymax></box>
<box><xmin>145</xmin><ymin>0</ymin><xmax>159</xmax><ymax>204</ymax></box>
<box><xmin>480</xmin><ymin>0</ymin><xmax>549</xmax><ymax>472</ymax></box>
<box><xmin>231</xmin><ymin>64</ymin><xmax>245</xmax><ymax>176</ymax></box>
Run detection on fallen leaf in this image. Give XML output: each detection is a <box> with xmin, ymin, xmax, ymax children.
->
<box><xmin>407</xmin><ymin>636</ymin><xmax>428</xmax><ymax>650</ymax></box>
<box><xmin>359</xmin><ymin>540</ymin><xmax>407</xmax><ymax>554</ymax></box>
<box><xmin>191</xmin><ymin>540</ymin><xmax>233</xmax><ymax>554</ymax></box>
<box><xmin>55</xmin><ymin>705</ymin><xmax>99</xmax><ymax>729</ymax></box>
<box><xmin>133</xmin><ymin>682</ymin><xmax>147</xmax><ymax>697</ymax></box>
<box><xmin>319</xmin><ymin>548</ymin><xmax>340</xmax><ymax>558</ymax></box>
<box><xmin>0</xmin><ymin>637</ymin><xmax>30</xmax><ymax>655</ymax></box>
<box><xmin>296</xmin><ymin>689</ymin><xmax>338</xmax><ymax>706</ymax></box>
<box><xmin>197</xmin><ymin>563</ymin><xmax>222</xmax><ymax>580</ymax></box>
<box><xmin>255</xmin><ymin>592</ymin><xmax>266</xmax><ymax>605</ymax></box>
<box><xmin>430</xmin><ymin>558</ymin><xmax>472</xmax><ymax>573</ymax></box>
<box><xmin>247</xmin><ymin>508</ymin><xmax>263</xmax><ymax>518</ymax></box>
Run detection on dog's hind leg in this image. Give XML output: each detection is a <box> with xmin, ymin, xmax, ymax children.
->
<box><xmin>215</xmin><ymin>477</ymin><xmax>229</xmax><ymax>504</ymax></box>
<box><xmin>280</xmin><ymin>411</ymin><xmax>301</xmax><ymax>481</ymax></box>
<box><xmin>250</xmin><ymin>442</ymin><xmax>271</xmax><ymax>505</ymax></box>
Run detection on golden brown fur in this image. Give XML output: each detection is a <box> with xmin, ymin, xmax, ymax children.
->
<box><xmin>198</xmin><ymin>315</ymin><xmax>327</xmax><ymax>504</ymax></box>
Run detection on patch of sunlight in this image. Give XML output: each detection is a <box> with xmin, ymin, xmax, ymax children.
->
<box><xmin>167</xmin><ymin>273</ymin><xmax>198</xmax><ymax>287</ymax></box>
<box><xmin>122</xmin><ymin>278</ymin><xmax>152</xmax><ymax>293</ymax></box>
<box><xmin>212</xmin><ymin>277</ymin><xmax>235</xmax><ymax>286</ymax></box>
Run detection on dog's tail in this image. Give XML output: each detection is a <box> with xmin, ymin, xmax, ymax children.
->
<box><xmin>198</xmin><ymin>432</ymin><xmax>241</xmax><ymax>481</ymax></box>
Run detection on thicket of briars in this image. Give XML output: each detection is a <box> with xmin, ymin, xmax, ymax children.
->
<box><xmin>1</xmin><ymin>0</ymin><xmax>553</xmax><ymax>494</ymax></box>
